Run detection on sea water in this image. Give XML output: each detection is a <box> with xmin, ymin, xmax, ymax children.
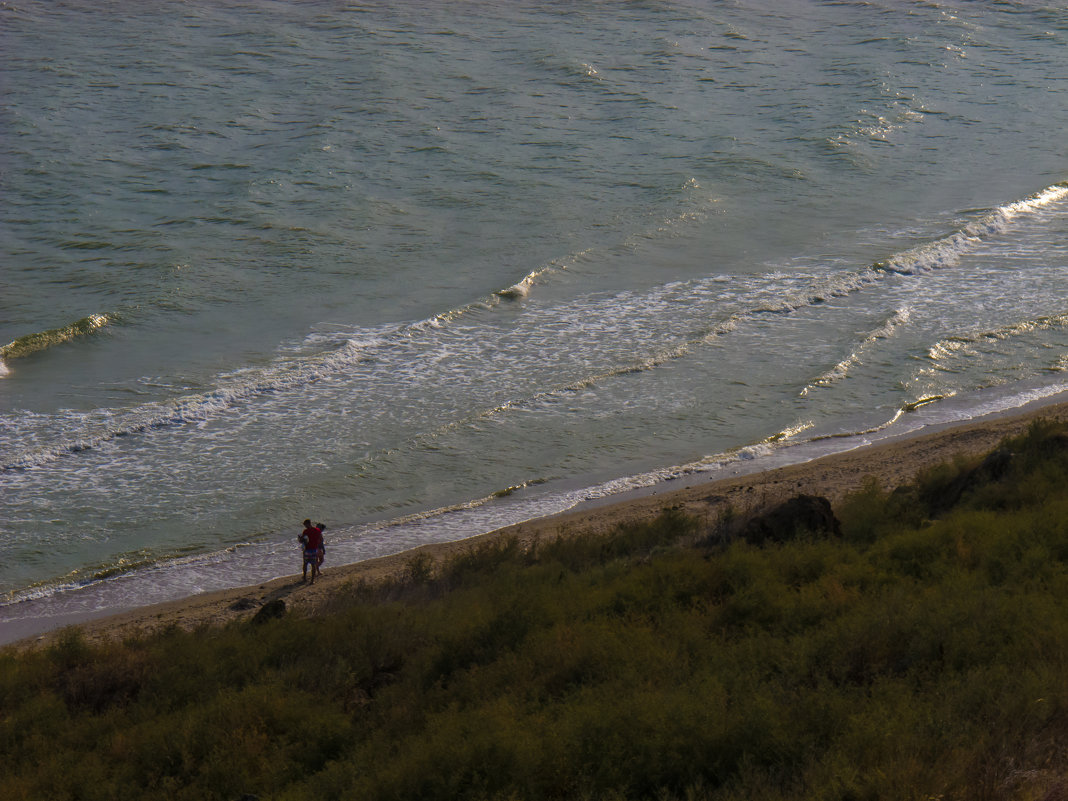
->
<box><xmin>2</xmin><ymin>0</ymin><xmax>1066</xmax><ymax>640</ymax></box>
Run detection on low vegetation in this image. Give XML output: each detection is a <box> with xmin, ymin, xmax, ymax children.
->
<box><xmin>4</xmin><ymin>421</ymin><xmax>1068</xmax><ymax>800</ymax></box>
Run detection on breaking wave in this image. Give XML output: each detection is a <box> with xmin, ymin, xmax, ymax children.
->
<box><xmin>872</xmin><ymin>183</ymin><xmax>1068</xmax><ymax>276</ymax></box>
<box><xmin>926</xmin><ymin>311</ymin><xmax>1068</xmax><ymax>364</ymax></box>
<box><xmin>0</xmin><ymin>313</ymin><xmax>111</xmax><ymax>376</ymax></box>
<box><xmin>4</xmin><ymin>183</ymin><xmax>1063</xmax><ymax>474</ymax></box>
<box><xmin>801</xmin><ymin>307</ymin><xmax>912</xmax><ymax>395</ymax></box>
<box><xmin>0</xmin><ymin>334</ymin><xmax>386</xmax><ymax>471</ymax></box>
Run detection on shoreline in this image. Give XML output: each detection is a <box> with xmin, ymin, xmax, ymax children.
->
<box><xmin>7</xmin><ymin>394</ymin><xmax>1068</xmax><ymax>651</ymax></box>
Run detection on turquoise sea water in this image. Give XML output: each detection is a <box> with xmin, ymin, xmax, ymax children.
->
<box><xmin>2</xmin><ymin>0</ymin><xmax>1066</xmax><ymax>639</ymax></box>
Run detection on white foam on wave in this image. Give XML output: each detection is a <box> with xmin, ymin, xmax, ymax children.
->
<box><xmin>900</xmin><ymin>381</ymin><xmax>1068</xmax><ymax>431</ymax></box>
<box><xmin>4</xmin><ymin>182</ymin><xmax>1059</xmax><ymax>478</ymax></box>
<box><xmin>1000</xmin><ymin>183</ymin><xmax>1068</xmax><ymax>218</ymax></box>
<box><xmin>572</xmin><ymin>425</ymin><xmax>821</xmax><ymax>505</ymax></box>
<box><xmin>0</xmin><ymin>331</ymin><xmax>394</xmax><ymax>471</ymax></box>
<box><xmin>875</xmin><ymin>183</ymin><xmax>1068</xmax><ymax>276</ymax></box>
<box><xmin>490</xmin><ymin>179</ymin><xmax>719</xmax><ymax>307</ymax></box>
<box><xmin>494</xmin><ymin>260</ymin><xmax>567</xmax><ymax>301</ymax></box>
<box><xmin>28</xmin><ymin>182</ymin><xmax>1056</xmax><ymax>477</ymax></box>
<box><xmin>925</xmin><ymin>312</ymin><xmax>1068</xmax><ymax>368</ymax></box>
<box><xmin>5</xmin><ymin>183</ymin><xmax>1063</xmax><ymax>477</ymax></box>
<box><xmin>332</xmin><ymin>179</ymin><xmax>1068</xmax><ymax>435</ymax></box>
<box><xmin>0</xmin><ymin>312</ymin><xmax>112</xmax><ymax>362</ymax></box>
<box><xmin>801</xmin><ymin>307</ymin><xmax>912</xmax><ymax>395</ymax></box>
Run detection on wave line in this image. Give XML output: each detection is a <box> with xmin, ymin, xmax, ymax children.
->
<box><xmin>801</xmin><ymin>307</ymin><xmax>912</xmax><ymax>396</ymax></box>
<box><xmin>0</xmin><ymin>313</ymin><xmax>112</xmax><ymax>377</ymax></box>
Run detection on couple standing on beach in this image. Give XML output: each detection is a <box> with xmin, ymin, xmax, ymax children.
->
<box><xmin>299</xmin><ymin>519</ymin><xmax>326</xmax><ymax>583</ymax></box>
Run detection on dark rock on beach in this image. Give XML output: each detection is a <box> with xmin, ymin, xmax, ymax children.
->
<box><xmin>741</xmin><ymin>494</ymin><xmax>842</xmax><ymax>545</ymax></box>
<box><xmin>251</xmin><ymin>599</ymin><xmax>286</xmax><ymax>624</ymax></box>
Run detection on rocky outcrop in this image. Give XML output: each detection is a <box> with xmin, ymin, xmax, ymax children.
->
<box><xmin>741</xmin><ymin>494</ymin><xmax>841</xmax><ymax>545</ymax></box>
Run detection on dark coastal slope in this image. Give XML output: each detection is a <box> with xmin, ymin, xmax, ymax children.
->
<box><xmin>3</xmin><ymin>420</ymin><xmax>1068</xmax><ymax>800</ymax></box>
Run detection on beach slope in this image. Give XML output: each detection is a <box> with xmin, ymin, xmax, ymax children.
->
<box><xmin>10</xmin><ymin>396</ymin><xmax>1068</xmax><ymax>650</ymax></box>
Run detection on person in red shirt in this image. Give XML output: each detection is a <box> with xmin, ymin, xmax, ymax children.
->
<box><xmin>298</xmin><ymin>519</ymin><xmax>324</xmax><ymax>583</ymax></box>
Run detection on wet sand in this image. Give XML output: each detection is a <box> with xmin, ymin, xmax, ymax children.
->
<box><xmin>9</xmin><ymin>396</ymin><xmax>1068</xmax><ymax>651</ymax></box>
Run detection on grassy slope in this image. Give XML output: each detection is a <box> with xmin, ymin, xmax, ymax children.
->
<box><xmin>3</xmin><ymin>422</ymin><xmax>1068</xmax><ymax>801</ymax></box>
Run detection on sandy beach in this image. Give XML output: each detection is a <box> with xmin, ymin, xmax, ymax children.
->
<box><xmin>9</xmin><ymin>396</ymin><xmax>1068</xmax><ymax>652</ymax></box>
